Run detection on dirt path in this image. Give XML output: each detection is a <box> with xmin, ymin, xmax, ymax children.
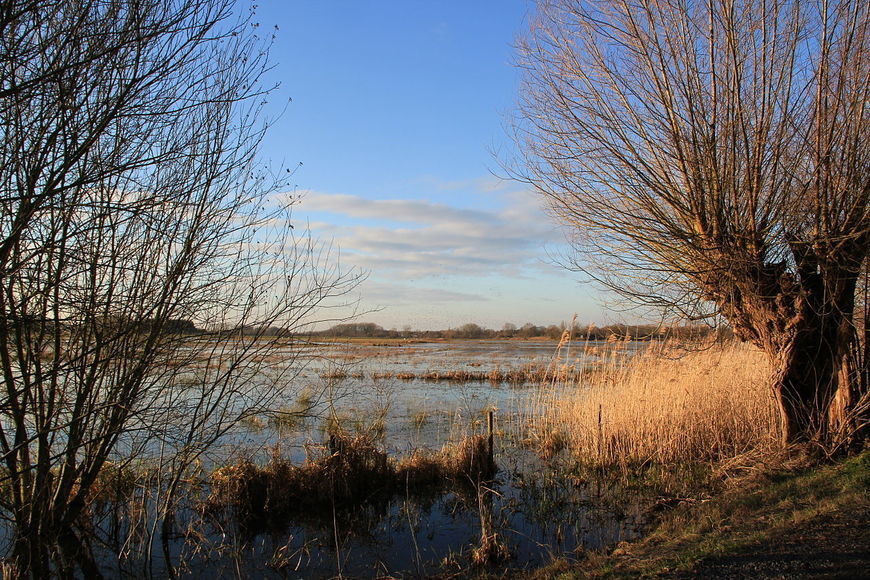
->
<box><xmin>674</xmin><ymin>505</ymin><xmax>870</xmax><ymax>579</ymax></box>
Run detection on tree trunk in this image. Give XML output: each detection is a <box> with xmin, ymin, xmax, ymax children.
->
<box><xmin>58</xmin><ymin>526</ymin><xmax>104</xmax><ymax>579</ymax></box>
<box><xmin>12</xmin><ymin>530</ymin><xmax>51</xmax><ymax>578</ymax></box>
<box><xmin>11</xmin><ymin>523</ymin><xmax>103</xmax><ymax>578</ymax></box>
<box><xmin>770</xmin><ymin>274</ymin><xmax>865</xmax><ymax>446</ymax></box>
<box><xmin>774</xmin><ymin>342</ymin><xmax>847</xmax><ymax>445</ymax></box>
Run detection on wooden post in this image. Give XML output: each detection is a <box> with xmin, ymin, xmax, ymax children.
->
<box><xmin>596</xmin><ymin>404</ymin><xmax>603</xmax><ymax>498</ymax></box>
<box><xmin>487</xmin><ymin>410</ymin><xmax>494</xmax><ymax>465</ymax></box>
<box><xmin>597</xmin><ymin>404</ymin><xmax>603</xmax><ymax>463</ymax></box>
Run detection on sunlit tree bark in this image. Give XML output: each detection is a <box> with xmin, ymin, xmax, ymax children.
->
<box><xmin>514</xmin><ymin>0</ymin><xmax>868</xmax><ymax>446</ymax></box>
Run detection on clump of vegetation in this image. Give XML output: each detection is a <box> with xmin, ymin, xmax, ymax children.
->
<box><xmin>526</xmin><ymin>427</ymin><xmax>569</xmax><ymax>460</ymax></box>
<box><xmin>447</xmin><ymin>434</ymin><xmax>498</xmax><ymax>483</ymax></box>
<box><xmin>86</xmin><ymin>462</ymin><xmax>141</xmax><ymax>506</ymax></box>
<box><xmin>539</xmin><ymin>341</ymin><xmax>779</xmax><ymax>467</ymax></box>
<box><xmin>319</xmin><ymin>369</ymin><xmax>349</xmax><ymax>380</ymax></box>
<box><xmin>394</xmin><ymin>434</ymin><xmax>497</xmax><ymax>487</ymax></box>
<box><xmin>267</xmin><ymin>411</ymin><xmax>303</xmax><ymax>430</ymax></box>
<box><xmin>395</xmin><ymin>449</ymin><xmax>446</xmax><ymax>488</ymax></box>
<box><xmin>472</xmin><ymin>500</ymin><xmax>511</xmax><ymax>567</ymax></box>
<box><xmin>372</xmin><ymin>362</ymin><xmax>591</xmax><ymax>385</ymax></box>
<box><xmin>205</xmin><ymin>432</ymin><xmax>497</xmax><ymax>528</ymax></box>
<box><xmin>240</xmin><ymin>414</ymin><xmax>268</xmax><ymax>431</ymax></box>
<box><xmin>411</xmin><ymin>410</ymin><xmax>430</xmax><ymax>429</ymax></box>
<box><xmin>471</xmin><ymin>527</ymin><xmax>511</xmax><ymax>567</ymax></box>
<box><xmin>206</xmin><ymin>434</ymin><xmax>393</xmax><ymax>525</ymax></box>
<box><xmin>263</xmin><ymin>388</ymin><xmax>318</xmax><ymax>431</ymax></box>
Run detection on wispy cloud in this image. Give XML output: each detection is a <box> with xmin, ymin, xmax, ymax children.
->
<box><xmin>299</xmin><ymin>193</ymin><xmax>497</xmax><ymax>228</ymax></box>
<box><xmin>361</xmin><ymin>281</ymin><xmax>487</xmax><ymax>306</ymax></box>
<box><xmin>291</xmin><ymin>183</ymin><xmax>564</xmax><ymax>280</ymax></box>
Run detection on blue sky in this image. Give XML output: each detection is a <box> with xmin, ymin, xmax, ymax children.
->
<box><xmin>253</xmin><ymin>1</ymin><xmax>612</xmax><ymax>330</ymax></box>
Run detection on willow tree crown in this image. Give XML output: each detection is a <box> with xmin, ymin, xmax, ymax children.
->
<box><xmin>514</xmin><ymin>0</ymin><xmax>868</xmax><ymax>331</ymax></box>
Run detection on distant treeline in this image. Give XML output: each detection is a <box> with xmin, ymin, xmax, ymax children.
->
<box><xmin>147</xmin><ymin>319</ymin><xmax>722</xmax><ymax>341</ymax></box>
<box><xmin>309</xmin><ymin>321</ymin><xmax>720</xmax><ymax>341</ymax></box>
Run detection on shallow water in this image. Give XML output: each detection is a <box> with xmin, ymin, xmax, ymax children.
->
<box><xmin>175</xmin><ymin>462</ymin><xmax>649</xmax><ymax>579</ymax></box>
<box><xmin>52</xmin><ymin>339</ymin><xmax>652</xmax><ymax>577</ymax></box>
<box><xmin>222</xmin><ymin>339</ymin><xmax>644</xmax><ymax>460</ymax></box>
<box><xmin>139</xmin><ymin>339</ymin><xmax>652</xmax><ymax>577</ymax></box>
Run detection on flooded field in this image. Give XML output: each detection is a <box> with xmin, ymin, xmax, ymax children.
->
<box><xmin>225</xmin><ymin>339</ymin><xmax>644</xmax><ymax>458</ymax></box>
<box><xmin>93</xmin><ymin>339</ymin><xmax>653</xmax><ymax>577</ymax></box>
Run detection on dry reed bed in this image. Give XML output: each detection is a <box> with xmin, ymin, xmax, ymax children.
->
<box><xmin>369</xmin><ymin>362</ymin><xmax>590</xmax><ymax>385</ymax></box>
<box><xmin>539</xmin><ymin>341</ymin><xmax>780</xmax><ymax>466</ymax></box>
<box><xmin>204</xmin><ymin>432</ymin><xmax>496</xmax><ymax>527</ymax></box>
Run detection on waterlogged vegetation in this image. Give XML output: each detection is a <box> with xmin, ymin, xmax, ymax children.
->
<box><xmin>2</xmin><ymin>332</ymin><xmax>793</xmax><ymax>577</ymax></box>
<box><xmin>187</xmin><ymin>337</ymin><xmax>658</xmax><ymax>577</ymax></box>
<box><xmin>2</xmin><ymin>323</ymin><xmax>865</xmax><ymax>578</ymax></box>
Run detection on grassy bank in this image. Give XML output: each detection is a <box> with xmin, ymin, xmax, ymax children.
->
<box><xmin>528</xmin><ymin>448</ymin><xmax>869</xmax><ymax>578</ymax></box>
<box><xmin>512</xmin><ymin>339</ymin><xmax>868</xmax><ymax>578</ymax></box>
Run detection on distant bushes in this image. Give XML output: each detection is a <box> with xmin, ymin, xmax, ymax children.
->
<box><xmin>208</xmin><ymin>320</ymin><xmax>724</xmax><ymax>341</ymax></box>
<box><xmin>307</xmin><ymin>321</ymin><xmax>720</xmax><ymax>341</ymax></box>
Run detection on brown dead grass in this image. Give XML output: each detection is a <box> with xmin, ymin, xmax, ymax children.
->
<box><xmin>538</xmin><ymin>340</ymin><xmax>780</xmax><ymax>466</ymax></box>
<box><xmin>371</xmin><ymin>362</ymin><xmax>588</xmax><ymax>385</ymax></box>
<box><xmin>206</xmin><ymin>432</ymin><xmax>496</xmax><ymax>527</ymax></box>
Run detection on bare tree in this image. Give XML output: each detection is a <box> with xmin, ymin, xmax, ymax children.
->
<box><xmin>514</xmin><ymin>0</ymin><xmax>868</xmax><ymax>445</ymax></box>
<box><xmin>0</xmin><ymin>0</ymin><xmax>358</xmax><ymax>575</ymax></box>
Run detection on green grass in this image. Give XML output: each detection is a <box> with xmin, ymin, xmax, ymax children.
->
<box><xmin>526</xmin><ymin>448</ymin><xmax>870</xmax><ymax>578</ymax></box>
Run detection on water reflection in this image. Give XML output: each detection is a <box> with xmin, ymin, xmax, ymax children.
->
<box><xmin>5</xmin><ymin>340</ymin><xmax>653</xmax><ymax>577</ymax></box>
<box><xmin>180</xmin><ymin>454</ymin><xmax>647</xmax><ymax>578</ymax></box>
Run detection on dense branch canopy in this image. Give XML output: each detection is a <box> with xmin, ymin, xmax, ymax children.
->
<box><xmin>0</xmin><ymin>2</ymin><xmax>360</xmax><ymax>572</ymax></box>
<box><xmin>514</xmin><ymin>0</ymin><xmax>869</xmax><ymax>341</ymax></box>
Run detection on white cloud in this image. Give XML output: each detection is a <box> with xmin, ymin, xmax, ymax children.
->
<box><xmin>290</xmin><ymin>183</ymin><xmax>567</xmax><ymax>279</ymax></box>
<box><xmin>298</xmin><ymin>192</ymin><xmax>497</xmax><ymax>228</ymax></box>
<box><xmin>361</xmin><ymin>281</ymin><xmax>487</xmax><ymax>306</ymax></box>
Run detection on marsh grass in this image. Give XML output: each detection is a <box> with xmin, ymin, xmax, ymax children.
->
<box><xmin>239</xmin><ymin>414</ymin><xmax>267</xmax><ymax>431</ymax></box>
<box><xmin>471</xmin><ymin>484</ymin><xmax>511</xmax><ymax>567</ymax></box>
<box><xmin>266</xmin><ymin>411</ymin><xmax>303</xmax><ymax>431</ymax></box>
<box><xmin>320</xmin><ymin>409</ymin><xmax>388</xmax><ymax>440</ymax></box>
<box><xmin>205</xmin><ymin>431</ymin><xmax>497</xmax><ymax>529</ymax></box>
<box><xmin>86</xmin><ymin>462</ymin><xmax>140</xmax><ymax>506</ymax></box>
<box><xmin>411</xmin><ymin>410</ymin><xmax>430</xmax><ymax>429</ymax></box>
<box><xmin>205</xmin><ymin>435</ymin><xmax>392</xmax><ymax>527</ymax></box>
<box><xmin>262</xmin><ymin>388</ymin><xmax>317</xmax><ymax>431</ymax></box>
<box><xmin>371</xmin><ymin>361</ymin><xmax>590</xmax><ymax>385</ymax></box>
<box><xmin>535</xmin><ymin>340</ymin><xmax>780</xmax><ymax>468</ymax></box>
